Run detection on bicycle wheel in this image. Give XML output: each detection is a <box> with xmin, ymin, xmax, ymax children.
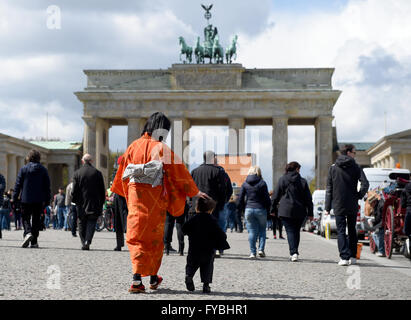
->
<box><xmin>95</xmin><ymin>215</ymin><xmax>105</xmax><ymax>232</ymax></box>
<box><xmin>104</xmin><ymin>208</ymin><xmax>115</xmax><ymax>232</ymax></box>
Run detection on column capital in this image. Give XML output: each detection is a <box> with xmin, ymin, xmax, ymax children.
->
<box><xmin>82</xmin><ymin>116</ymin><xmax>97</xmax><ymax>129</ymax></box>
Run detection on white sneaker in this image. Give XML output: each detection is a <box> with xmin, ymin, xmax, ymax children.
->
<box><xmin>349</xmin><ymin>258</ymin><xmax>357</xmax><ymax>265</ymax></box>
<box><xmin>249</xmin><ymin>253</ymin><xmax>256</xmax><ymax>259</ymax></box>
<box><xmin>375</xmin><ymin>252</ymin><xmax>385</xmax><ymax>257</ymax></box>
<box><xmin>290</xmin><ymin>254</ymin><xmax>298</xmax><ymax>262</ymax></box>
<box><xmin>338</xmin><ymin>259</ymin><xmax>349</xmax><ymax>266</ymax></box>
<box><xmin>21</xmin><ymin>233</ymin><xmax>33</xmax><ymax>248</ymax></box>
<box><xmin>258</xmin><ymin>250</ymin><xmax>265</xmax><ymax>257</ymax></box>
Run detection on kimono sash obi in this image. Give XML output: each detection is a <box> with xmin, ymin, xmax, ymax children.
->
<box><xmin>122</xmin><ymin>160</ymin><xmax>163</xmax><ymax>187</ymax></box>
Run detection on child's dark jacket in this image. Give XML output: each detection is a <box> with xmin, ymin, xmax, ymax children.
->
<box><xmin>182</xmin><ymin>212</ymin><xmax>230</xmax><ymax>254</ymax></box>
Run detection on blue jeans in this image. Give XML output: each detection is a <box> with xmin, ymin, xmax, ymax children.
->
<box><xmin>0</xmin><ymin>209</ymin><xmax>10</xmax><ymax>230</ymax></box>
<box><xmin>245</xmin><ymin>208</ymin><xmax>267</xmax><ymax>255</ymax></box>
<box><xmin>44</xmin><ymin>214</ymin><xmax>50</xmax><ymax>229</ymax></box>
<box><xmin>281</xmin><ymin>216</ymin><xmax>305</xmax><ymax>256</ymax></box>
<box><xmin>63</xmin><ymin>207</ymin><xmax>69</xmax><ymax>230</ymax></box>
<box><xmin>372</xmin><ymin>229</ymin><xmax>385</xmax><ymax>254</ymax></box>
<box><xmin>218</xmin><ymin>207</ymin><xmax>229</xmax><ymax>233</ymax></box>
<box><xmin>57</xmin><ymin>206</ymin><xmax>65</xmax><ymax>229</ymax></box>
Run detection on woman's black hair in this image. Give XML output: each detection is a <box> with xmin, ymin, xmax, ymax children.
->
<box><xmin>141</xmin><ymin>112</ymin><xmax>171</xmax><ymax>142</ymax></box>
<box><xmin>285</xmin><ymin>161</ymin><xmax>301</xmax><ymax>173</ymax></box>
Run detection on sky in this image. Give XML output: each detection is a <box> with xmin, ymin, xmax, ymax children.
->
<box><xmin>1</xmin><ymin>0</ymin><xmax>411</xmax><ymax>189</ymax></box>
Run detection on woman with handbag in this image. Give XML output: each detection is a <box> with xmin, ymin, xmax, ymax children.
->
<box><xmin>271</xmin><ymin>162</ymin><xmax>313</xmax><ymax>262</ymax></box>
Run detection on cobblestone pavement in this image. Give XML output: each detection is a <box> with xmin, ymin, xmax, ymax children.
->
<box><xmin>0</xmin><ymin>228</ymin><xmax>410</xmax><ymax>300</ymax></box>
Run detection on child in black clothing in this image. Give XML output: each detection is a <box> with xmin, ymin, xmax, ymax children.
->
<box><xmin>182</xmin><ymin>197</ymin><xmax>230</xmax><ymax>293</ymax></box>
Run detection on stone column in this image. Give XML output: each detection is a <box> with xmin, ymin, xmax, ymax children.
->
<box><xmin>7</xmin><ymin>154</ymin><xmax>16</xmax><ymax>190</ymax></box>
<box><xmin>171</xmin><ymin>118</ymin><xmax>191</xmax><ymax>166</ymax></box>
<box><xmin>127</xmin><ymin>118</ymin><xmax>146</xmax><ymax>147</ymax></box>
<box><xmin>82</xmin><ymin>116</ymin><xmax>97</xmax><ymax>161</ymax></box>
<box><xmin>17</xmin><ymin>156</ymin><xmax>25</xmax><ymax>172</ymax></box>
<box><xmin>0</xmin><ymin>151</ymin><xmax>7</xmax><ymax>187</ymax></box>
<box><xmin>390</xmin><ymin>154</ymin><xmax>399</xmax><ymax>168</ymax></box>
<box><xmin>315</xmin><ymin>116</ymin><xmax>333</xmax><ymax>190</ymax></box>
<box><xmin>67</xmin><ymin>163</ymin><xmax>75</xmax><ymax>183</ymax></box>
<box><xmin>96</xmin><ymin>118</ymin><xmax>110</xmax><ymax>187</ymax></box>
<box><xmin>272</xmin><ymin>117</ymin><xmax>288</xmax><ymax>191</ymax></box>
<box><xmin>228</xmin><ymin>118</ymin><xmax>245</xmax><ymax>159</ymax></box>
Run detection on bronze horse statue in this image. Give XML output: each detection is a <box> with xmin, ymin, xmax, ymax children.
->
<box><xmin>178</xmin><ymin>36</ymin><xmax>193</xmax><ymax>64</ymax></box>
<box><xmin>225</xmin><ymin>35</ymin><xmax>238</xmax><ymax>64</ymax></box>
<box><xmin>212</xmin><ymin>35</ymin><xmax>224</xmax><ymax>64</ymax></box>
<box><xmin>194</xmin><ymin>36</ymin><xmax>205</xmax><ymax>64</ymax></box>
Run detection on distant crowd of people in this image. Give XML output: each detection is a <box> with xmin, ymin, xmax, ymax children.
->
<box><xmin>1</xmin><ymin>112</ymin><xmax>410</xmax><ymax>294</ymax></box>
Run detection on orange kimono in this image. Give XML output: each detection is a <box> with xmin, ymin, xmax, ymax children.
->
<box><xmin>111</xmin><ymin>133</ymin><xmax>199</xmax><ymax>276</ymax></box>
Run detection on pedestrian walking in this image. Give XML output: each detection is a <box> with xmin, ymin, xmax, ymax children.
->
<box><xmin>400</xmin><ymin>180</ymin><xmax>411</xmax><ymax>257</ymax></box>
<box><xmin>182</xmin><ymin>197</ymin><xmax>230</xmax><ymax>294</ymax></box>
<box><xmin>238</xmin><ymin>166</ymin><xmax>271</xmax><ymax>258</ymax></box>
<box><xmin>271</xmin><ymin>162</ymin><xmax>313</xmax><ymax>262</ymax></box>
<box><xmin>65</xmin><ymin>181</ymin><xmax>77</xmax><ymax>237</ymax></box>
<box><xmin>113</xmin><ymin>192</ymin><xmax>128</xmax><ymax>251</ymax></box>
<box><xmin>54</xmin><ymin>188</ymin><xmax>66</xmax><ymax>230</ymax></box>
<box><xmin>1</xmin><ymin>190</ymin><xmax>12</xmax><ymax>230</ymax></box>
<box><xmin>269</xmin><ymin>190</ymin><xmax>284</xmax><ymax>239</ymax></box>
<box><xmin>225</xmin><ymin>196</ymin><xmax>238</xmax><ymax>232</ymax></box>
<box><xmin>366</xmin><ymin>192</ymin><xmax>385</xmax><ymax>257</ymax></box>
<box><xmin>325</xmin><ymin>144</ymin><xmax>369</xmax><ymax>266</ymax></box>
<box><xmin>13</xmin><ymin>149</ymin><xmax>51</xmax><ymax>248</ymax></box>
<box><xmin>163</xmin><ymin>207</ymin><xmax>187</xmax><ymax>256</ymax></box>
<box><xmin>72</xmin><ymin>154</ymin><xmax>106</xmax><ymax>250</ymax></box>
<box><xmin>12</xmin><ymin>195</ymin><xmax>23</xmax><ymax>231</ymax></box>
<box><xmin>0</xmin><ymin>172</ymin><xmax>5</xmax><ymax>239</ymax></box>
<box><xmin>190</xmin><ymin>150</ymin><xmax>232</xmax><ymax>257</ymax></box>
<box><xmin>111</xmin><ymin>112</ymin><xmax>206</xmax><ymax>293</ymax></box>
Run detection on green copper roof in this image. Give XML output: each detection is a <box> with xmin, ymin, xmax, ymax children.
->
<box><xmin>338</xmin><ymin>142</ymin><xmax>375</xmax><ymax>151</ymax></box>
<box><xmin>29</xmin><ymin>141</ymin><xmax>82</xmax><ymax>150</ymax></box>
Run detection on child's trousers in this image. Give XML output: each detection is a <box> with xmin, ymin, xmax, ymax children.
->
<box><xmin>185</xmin><ymin>252</ymin><xmax>214</xmax><ymax>284</ymax></box>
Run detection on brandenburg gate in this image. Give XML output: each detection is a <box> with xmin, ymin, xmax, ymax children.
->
<box><xmin>74</xmin><ymin>63</ymin><xmax>341</xmax><ymax>190</ymax></box>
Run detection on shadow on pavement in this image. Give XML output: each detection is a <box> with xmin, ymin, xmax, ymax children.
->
<box><xmin>157</xmin><ymin>288</ymin><xmax>313</xmax><ymax>299</ymax></box>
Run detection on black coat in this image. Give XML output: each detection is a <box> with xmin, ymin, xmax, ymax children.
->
<box><xmin>325</xmin><ymin>155</ymin><xmax>369</xmax><ymax>215</ymax></box>
<box><xmin>13</xmin><ymin>162</ymin><xmax>51</xmax><ymax>205</ymax></box>
<box><xmin>190</xmin><ymin>164</ymin><xmax>232</xmax><ymax>215</ymax></box>
<box><xmin>72</xmin><ymin>163</ymin><xmax>105</xmax><ymax>215</ymax></box>
<box><xmin>271</xmin><ymin>171</ymin><xmax>313</xmax><ymax>219</ymax></box>
<box><xmin>0</xmin><ymin>173</ymin><xmax>5</xmax><ymax>207</ymax></box>
<box><xmin>237</xmin><ymin>174</ymin><xmax>271</xmax><ymax>214</ymax></box>
<box><xmin>372</xmin><ymin>198</ymin><xmax>385</xmax><ymax>231</ymax></box>
<box><xmin>182</xmin><ymin>212</ymin><xmax>230</xmax><ymax>254</ymax></box>
<box><xmin>401</xmin><ymin>182</ymin><xmax>411</xmax><ymax>209</ymax></box>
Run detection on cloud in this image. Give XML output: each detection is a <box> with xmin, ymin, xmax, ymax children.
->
<box><xmin>1</xmin><ymin>0</ymin><xmax>411</xmax><ymax>187</ymax></box>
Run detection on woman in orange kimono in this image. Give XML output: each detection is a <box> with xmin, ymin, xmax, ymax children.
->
<box><xmin>111</xmin><ymin>112</ymin><xmax>206</xmax><ymax>293</ymax></box>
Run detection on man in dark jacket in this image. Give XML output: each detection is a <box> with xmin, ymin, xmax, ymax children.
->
<box><xmin>113</xmin><ymin>192</ymin><xmax>128</xmax><ymax>251</ymax></box>
<box><xmin>189</xmin><ymin>151</ymin><xmax>232</xmax><ymax>256</ymax></box>
<box><xmin>72</xmin><ymin>154</ymin><xmax>105</xmax><ymax>250</ymax></box>
<box><xmin>401</xmin><ymin>180</ymin><xmax>411</xmax><ymax>257</ymax></box>
<box><xmin>189</xmin><ymin>151</ymin><xmax>232</xmax><ymax>225</ymax></box>
<box><xmin>0</xmin><ymin>173</ymin><xmax>5</xmax><ymax>239</ymax></box>
<box><xmin>13</xmin><ymin>150</ymin><xmax>51</xmax><ymax>248</ymax></box>
<box><xmin>325</xmin><ymin>144</ymin><xmax>369</xmax><ymax>266</ymax></box>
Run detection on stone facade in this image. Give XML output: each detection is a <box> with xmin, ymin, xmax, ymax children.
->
<box><xmin>75</xmin><ymin>64</ymin><xmax>341</xmax><ymax>189</ymax></box>
<box><xmin>0</xmin><ymin>134</ymin><xmax>82</xmax><ymax>195</ymax></box>
<box><xmin>367</xmin><ymin>129</ymin><xmax>411</xmax><ymax>171</ymax></box>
